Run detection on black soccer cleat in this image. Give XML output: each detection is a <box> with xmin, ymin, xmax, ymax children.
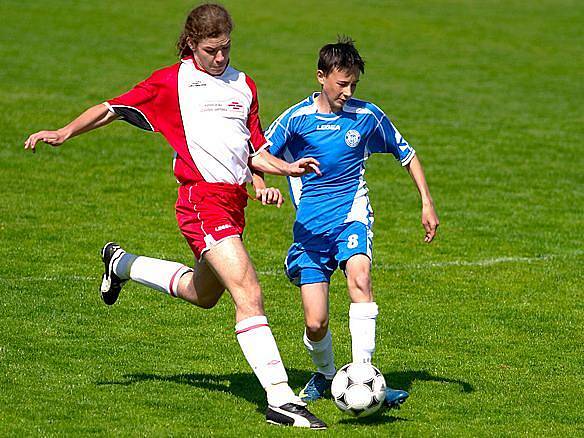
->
<box><xmin>266</xmin><ymin>402</ymin><xmax>327</xmax><ymax>429</ymax></box>
<box><xmin>100</xmin><ymin>242</ymin><xmax>128</xmax><ymax>305</ymax></box>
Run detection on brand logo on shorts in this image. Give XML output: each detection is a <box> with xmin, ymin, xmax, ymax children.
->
<box><xmin>345</xmin><ymin>130</ymin><xmax>361</xmax><ymax>147</ymax></box>
<box><xmin>215</xmin><ymin>224</ymin><xmax>234</xmax><ymax>232</ymax></box>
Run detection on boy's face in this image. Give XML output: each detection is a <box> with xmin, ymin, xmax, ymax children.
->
<box><xmin>191</xmin><ymin>33</ymin><xmax>231</xmax><ymax>76</ymax></box>
<box><xmin>317</xmin><ymin>67</ymin><xmax>361</xmax><ymax>112</ymax></box>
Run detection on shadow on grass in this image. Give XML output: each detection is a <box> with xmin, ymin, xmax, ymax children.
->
<box><xmin>338</xmin><ymin>370</ymin><xmax>474</xmax><ymax>426</ymax></box>
<box><xmin>97</xmin><ymin>368</ymin><xmax>473</xmax><ymax>417</ymax></box>
<box><xmin>337</xmin><ymin>411</ymin><xmax>410</xmax><ymax>425</ymax></box>
<box><xmin>385</xmin><ymin>370</ymin><xmax>474</xmax><ymax>394</ymax></box>
<box><xmin>97</xmin><ymin>368</ymin><xmax>313</xmax><ymax>414</ymax></box>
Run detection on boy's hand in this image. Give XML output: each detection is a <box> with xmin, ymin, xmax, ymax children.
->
<box><xmin>288</xmin><ymin>157</ymin><xmax>321</xmax><ymax>177</ymax></box>
<box><xmin>256</xmin><ymin>187</ymin><xmax>284</xmax><ymax>208</ymax></box>
<box><xmin>422</xmin><ymin>204</ymin><xmax>439</xmax><ymax>243</ymax></box>
<box><xmin>24</xmin><ymin>129</ymin><xmax>68</xmax><ymax>152</ymax></box>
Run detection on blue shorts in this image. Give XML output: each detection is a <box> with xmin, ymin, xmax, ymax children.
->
<box><xmin>284</xmin><ymin>221</ymin><xmax>373</xmax><ymax>286</ymax></box>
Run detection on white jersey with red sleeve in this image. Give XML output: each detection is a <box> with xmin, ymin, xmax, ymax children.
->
<box><xmin>105</xmin><ymin>56</ymin><xmax>268</xmax><ymax>185</ymax></box>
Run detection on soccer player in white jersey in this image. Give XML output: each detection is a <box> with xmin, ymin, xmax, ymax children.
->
<box><xmin>265</xmin><ymin>37</ymin><xmax>439</xmax><ymax>408</ymax></box>
<box><xmin>24</xmin><ymin>3</ymin><xmax>327</xmax><ymax>430</ymax></box>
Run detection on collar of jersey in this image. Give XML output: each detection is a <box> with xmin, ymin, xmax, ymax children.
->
<box><xmin>181</xmin><ymin>55</ymin><xmax>230</xmax><ymax>77</ymax></box>
<box><xmin>310</xmin><ymin>92</ymin><xmax>345</xmax><ymax>118</ymax></box>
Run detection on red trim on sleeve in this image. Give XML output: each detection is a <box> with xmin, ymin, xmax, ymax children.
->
<box><xmin>108</xmin><ymin>63</ymin><xmax>205</xmax><ymax>184</ymax></box>
<box><xmin>108</xmin><ymin>76</ymin><xmax>159</xmax><ymax>131</ymax></box>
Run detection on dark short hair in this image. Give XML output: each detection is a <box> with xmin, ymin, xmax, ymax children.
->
<box><xmin>177</xmin><ymin>3</ymin><xmax>233</xmax><ymax>57</ymax></box>
<box><xmin>318</xmin><ymin>36</ymin><xmax>365</xmax><ymax>76</ymax></box>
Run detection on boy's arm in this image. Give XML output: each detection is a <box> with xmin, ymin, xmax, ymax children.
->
<box><xmin>251</xmin><ymin>171</ymin><xmax>284</xmax><ymax>208</ymax></box>
<box><xmin>24</xmin><ymin>103</ymin><xmax>118</xmax><ymax>152</ymax></box>
<box><xmin>249</xmin><ymin>149</ymin><xmax>321</xmax><ymax>177</ymax></box>
<box><xmin>405</xmin><ymin>155</ymin><xmax>439</xmax><ymax>243</ymax></box>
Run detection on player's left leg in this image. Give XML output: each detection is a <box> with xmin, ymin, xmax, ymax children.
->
<box><xmin>100</xmin><ymin>242</ymin><xmax>194</xmax><ymax>305</ymax></box>
<box><xmin>100</xmin><ymin>242</ymin><xmax>225</xmax><ymax>308</ymax></box>
<box><xmin>335</xmin><ymin>221</ymin><xmax>377</xmax><ymax>363</ymax></box>
<box><xmin>345</xmin><ymin>254</ymin><xmax>409</xmax><ymax>408</ymax></box>
<box><xmin>338</xmin><ymin>223</ymin><xmax>409</xmax><ymax>408</ymax></box>
<box><xmin>344</xmin><ymin>254</ymin><xmax>377</xmax><ymax>363</ymax></box>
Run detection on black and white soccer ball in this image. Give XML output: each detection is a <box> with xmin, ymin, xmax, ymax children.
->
<box><xmin>331</xmin><ymin>362</ymin><xmax>386</xmax><ymax>417</ymax></box>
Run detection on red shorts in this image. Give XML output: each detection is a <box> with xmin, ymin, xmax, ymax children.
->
<box><xmin>176</xmin><ymin>182</ymin><xmax>248</xmax><ymax>260</ymax></box>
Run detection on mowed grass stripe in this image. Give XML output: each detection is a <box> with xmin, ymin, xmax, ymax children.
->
<box><xmin>1</xmin><ymin>250</ymin><xmax>582</xmax><ymax>283</ymax></box>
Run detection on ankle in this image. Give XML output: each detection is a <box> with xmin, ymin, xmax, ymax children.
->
<box><xmin>266</xmin><ymin>382</ymin><xmax>299</xmax><ymax>407</ymax></box>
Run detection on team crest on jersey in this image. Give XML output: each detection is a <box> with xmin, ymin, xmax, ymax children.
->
<box><xmin>345</xmin><ymin>130</ymin><xmax>361</xmax><ymax>148</ymax></box>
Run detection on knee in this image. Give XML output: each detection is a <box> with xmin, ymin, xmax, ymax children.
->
<box><xmin>177</xmin><ymin>273</ymin><xmax>224</xmax><ymax>308</ymax></box>
<box><xmin>305</xmin><ymin>317</ymin><xmax>329</xmax><ymax>340</ymax></box>
<box><xmin>196</xmin><ymin>293</ymin><xmax>222</xmax><ymax>309</ymax></box>
<box><xmin>348</xmin><ymin>271</ymin><xmax>372</xmax><ymax>301</ymax></box>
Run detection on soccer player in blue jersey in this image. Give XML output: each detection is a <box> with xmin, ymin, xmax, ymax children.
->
<box><xmin>264</xmin><ymin>37</ymin><xmax>439</xmax><ymax>408</ymax></box>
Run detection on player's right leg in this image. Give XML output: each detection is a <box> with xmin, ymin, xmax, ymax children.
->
<box><xmin>203</xmin><ymin>237</ymin><xmax>327</xmax><ymax>429</ymax></box>
<box><xmin>285</xmin><ymin>245</ymin><xmax>336</xmax><ymax>402</ymax></box>
<box><xmin>298</xmin><ymin>282</ymin><xmax>335</xmax><ymax>402</ymax></box>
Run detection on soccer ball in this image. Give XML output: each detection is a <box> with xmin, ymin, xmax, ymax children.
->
<box><xmin>331</xmin><ymin>362</ymin><xmax>386</xmax><ymax>417</ymax></box>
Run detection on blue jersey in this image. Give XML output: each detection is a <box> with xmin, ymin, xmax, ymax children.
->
<box><xmin>266</xmin><ymin>93</ymin><xmax>415</xmax><ymax>251</ymax></box>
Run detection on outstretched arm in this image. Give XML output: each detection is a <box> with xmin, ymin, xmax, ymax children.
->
<box><xmin>24</xmin><ymin>103</ymin><xmax>118</xmax><ymax>152</ymax></box>
<box><xmin>405</xmin><ymin>155</ymin><xmax>439</xmax><ymax>243</ymax></box>
<box><xmin>250</xmin><ymin>149</ymin><xmax>321</xmax><ymax>177</ymax></box>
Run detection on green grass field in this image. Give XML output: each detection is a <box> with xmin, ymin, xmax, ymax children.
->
<box><xmin>1</xmin><ymin>0</ymin><xmax>583</xmax><ymax>435</ymax></box>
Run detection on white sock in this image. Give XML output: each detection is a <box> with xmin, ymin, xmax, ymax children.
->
<box><xmin>349</xmin><ymin>302</ymin><xmax>379</xmax><ymax>363</ymax></box>
<box><xmin>112</xmin><ymin>251</ymin><xmax>137</xmax><ymax>279</ymax></box>
<box><xmin>235</xmin><ymin>316</ymin><xmax>299</xmax><ymax>407</ymax></box>
<box><xmin>114</xmin><ymin>253</ymin><xmax>192</xmax><ymax>297</ymax></box>
<box><xmin>303</xmin><ymin>329</ymin><xmax>335</xmax><ymax>379</ymax></box>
